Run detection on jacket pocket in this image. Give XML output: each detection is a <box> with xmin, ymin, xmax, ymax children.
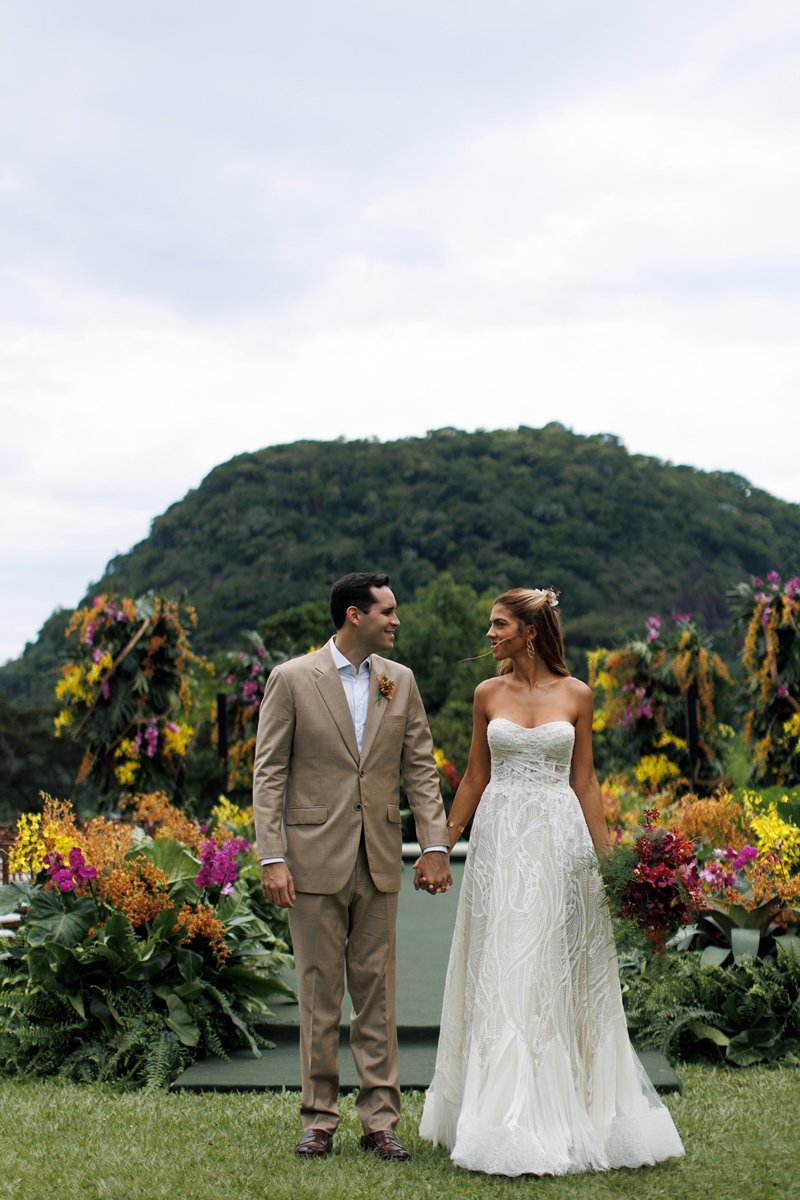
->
<box><xmin>386</xmin><ymin>804</ymin><xmax>402</xmax><ymax>825</ymax></box>
<box><xmin>285</xmin><ymin>807</ymin><xmax>328</xmax><ymax>825</ymax></box>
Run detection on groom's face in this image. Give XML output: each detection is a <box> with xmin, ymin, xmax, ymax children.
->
<box><xmin>357</xmin><ymin>585</ymin><xmax>400</xmax><ymax>653</ymax></box>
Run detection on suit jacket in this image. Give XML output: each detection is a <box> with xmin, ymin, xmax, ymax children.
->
<box><xmin>252</xmin><ymin>644</ymin><xmax>447</xmax><ymax>894</ymax></box>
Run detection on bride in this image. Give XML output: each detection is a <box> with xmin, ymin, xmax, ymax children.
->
<box><xmin>418</xmin><ymin>587</ymin><xmax>685</xmax><ymax>1176</ymax></box>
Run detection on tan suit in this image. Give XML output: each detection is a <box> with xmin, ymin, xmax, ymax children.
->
<box><xmin>253</xmin><ymin>644</ymin><xmax>447</xmax><ymax>1132</ymax></box>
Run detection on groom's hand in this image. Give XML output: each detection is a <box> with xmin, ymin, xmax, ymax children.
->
<box><xmin>261</xmin><ymin>862</ymin><xmax>296</xmax><ymax>908</ymax></box>
<box><xmin>413</xmin><ymin>851</ymin><xmax>452</xmax><ymax>895</ymax></box>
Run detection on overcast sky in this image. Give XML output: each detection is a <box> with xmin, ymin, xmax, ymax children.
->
<box><xmin>2</xmin><ymin>1</ymin><xmax>799</xmax><ymax>665</ymax></box>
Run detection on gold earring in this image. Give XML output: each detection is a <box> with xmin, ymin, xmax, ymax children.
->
<box><xmin>525</xmin><ymin>636</ymin><xmax>536</xmax><ymax>660</ymax></box>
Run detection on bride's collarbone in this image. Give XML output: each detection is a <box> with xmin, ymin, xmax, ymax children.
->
<box><xmin>488</xmin><ymin>715</ymin><xmax>575</xmax><ymax>732</ymax></box>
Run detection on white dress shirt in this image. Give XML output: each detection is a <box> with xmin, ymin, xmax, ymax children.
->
<box><xmin>260</xmin><ymin>637</ymin><xmax>446</xmax><ymax>864</ymax></box>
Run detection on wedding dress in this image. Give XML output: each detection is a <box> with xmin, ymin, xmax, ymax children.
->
<box><xmin>419</xmin><ymin>719</ymin><xmax>684</xmax><ymax>1175</ymax></box>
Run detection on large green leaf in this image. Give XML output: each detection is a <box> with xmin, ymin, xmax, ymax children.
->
<box><xmin>0</xmin><ymin>882</ymin><xmax>34</xmax><ymax>915</ymax></box>
<box><xmin>689</xmin><ymin>1022</ymin><xmax>730</xmax><ymax>1048</ymax></box>
<box><xmin>731</xmin><ymin>927</ymin><xmax>762</xmax><ymax>962</ymax></box>
<box><xmin>177</xmin><ymin>947</ymin><xmax>203</xmax><ymax>983</ymax></box>
<box><xmin>700</xmin><ymin>945</ymin><xmax>731</xmax><ymax>968</ymax></box>
<box><xmin>126</xmin><ymin>947</ymin><xmax>173</xmax><ymax>982</ymax></box>
<box><xmin>726</xmin><ymin>1024</ymin><xmax>781</xmax><ymax>1067</ymax></box>
<box><xmin>162</xmin><ymin>991</ymin><xmax>200</xmax><ymax>1047</ymax></box>
<box><xmin>25</xmin><ymin>893</ymin><xmax>97</xmax><ymax>948</ymax></box>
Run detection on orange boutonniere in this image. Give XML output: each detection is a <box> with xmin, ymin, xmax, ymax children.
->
<box><xmin>376</xmin><ymin>675</ymin><xmax>395</xmax><ymax>704</ymax></box>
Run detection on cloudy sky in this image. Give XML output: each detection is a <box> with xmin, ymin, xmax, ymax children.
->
<box><xmin>2</xmin><ymin>0</ymin><xmax>799</xmax><ymax>665</ymax></box>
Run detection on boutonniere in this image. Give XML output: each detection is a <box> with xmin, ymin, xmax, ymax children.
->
<box><xmin>376</xmin><ymin>675</ymin><xmax>395</xmax><ymax>704</ymax></box>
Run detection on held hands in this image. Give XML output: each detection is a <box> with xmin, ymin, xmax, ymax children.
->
<box><xmin>413</xmin><ymin>850</ymin><xmax>452</xmax><ymax>895</ymax></box>
<box><xmin>261</xmin><ymin>861</ymin><xmax>296</xmax><ymax>908</ymax></box>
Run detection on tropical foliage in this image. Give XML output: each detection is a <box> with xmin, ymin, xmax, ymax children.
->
<box><xmin>0</xmin><ymin>793</ymin><xmax>292</xmax><ymax>1088</ymax></box>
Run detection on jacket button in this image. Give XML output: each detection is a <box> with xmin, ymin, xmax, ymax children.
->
<box><xmin>354</xmin><ymin>803</ymin><xmax>362</xmax><ymax>811</ymax></box>
<box><xmin>359</xmin><ymin>769</ymin><xmax>365</xmax><ymax>777</ymax></box>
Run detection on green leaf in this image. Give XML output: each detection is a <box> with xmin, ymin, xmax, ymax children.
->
<box><xmin>126</xmin><ymin>948</ymin><xmax>173</xmax><ymax>982</ymax></box>
<box><xmin>162</xmin><ymin>992</ymin><xmax>200</xmax><ymax>1047</ymax></box>
<box><xmin>25</xmin><ymin>894</ymin><xmax>97</xmax><ymax>948</ymax></box>
<box><xmin>726</xmin><ymin>1025</ymin><xmax>781</xmax><ymax>1067</ymax></box>
<box><xmin>701</xmin><ymin>945</ymin><xmax>731</xmax><ymax>968</ymax></box>
<box><xmin>731</xmin><ymin>927</ymin><xmax>761</xmax><ymax>962</ymax></box>
<box><xmin>177</xmin><ymin>947</ymin><xmax>203</xmax><ymax>982</ymax></box>
<box><xmin>0</xmin><ymin>882</ymin><xmax>34</xmax><ymax>915</ymax></box>
<box><xmin>774</xmin><ymin>934</ymin><xmax>800</xmax><ymax>960</ymax></box>
<box><xmin>689</xmin><ymin>1022</ymin><xmax>730</xmax><ymax>1048</ymax></box>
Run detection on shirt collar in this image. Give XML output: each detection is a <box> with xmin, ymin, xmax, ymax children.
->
<box><xmin>329</xmin><ymin>636</ymin><xmax>371</xmax><ymax>674</ymax></box>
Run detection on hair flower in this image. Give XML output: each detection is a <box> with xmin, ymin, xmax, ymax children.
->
<box><xmin>532</xmin><ymin>587</ymin><xmax>559</xmax><ymax>608</ymax></box>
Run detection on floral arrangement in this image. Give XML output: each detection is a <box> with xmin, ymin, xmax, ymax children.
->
<box><xmin>588</xmin><ymin>612</ymin><xmax>731</xmax><ymax>792</ymax></box>
<box><xmin>0</xmin><ymin>792</ymin><xmax>292</xmax><ymax>1088</ymax></box>
<box><xmin>53</xmin><ymin>591</ymin><xmax>208</xmax><ymax>793</ymax></box>
<box><xmin>670</xmin><ymin>789</ymin><xmax>800</xmax><ymax>929</ymax></box>
<box><xmin>598</xmin><ymin>807</ymin><xmax>704</xmax><ymax>953</ymax></box>
<box><xmin>217</xmin><ymin>631</ymin><xmax>287</xmax><ymax>790</ymax></box>
<box><xmin>729</xmin><ymin>571</ymin><xmax>800</xmax><ymax>784</ymax></box>
<box><xmin>376</xmin><ymin>675</ymin><xmax>396</xmax><ymax>704</ymax></box>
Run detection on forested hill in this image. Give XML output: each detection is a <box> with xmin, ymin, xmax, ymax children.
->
<box><xmin>3</xmin><ymin>423</ymin><xmax>800</xmax><ymax>703</ymax></box>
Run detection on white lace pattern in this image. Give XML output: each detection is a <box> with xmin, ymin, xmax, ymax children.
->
<box><xmin>419</xmin><ymin>719</ymin><xmax>685</xmax><ymax>1175</ymax></box>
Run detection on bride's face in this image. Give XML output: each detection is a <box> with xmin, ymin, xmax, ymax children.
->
<box><xmin>486</xmin><ymin>604</ymin><xmax>529</xmax><ymax>660</ymax></box>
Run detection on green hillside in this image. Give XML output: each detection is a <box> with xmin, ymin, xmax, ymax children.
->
<box><xmin>3</xmin><ymin>423</ymin><xmax>799</xmax><ymax>710</ymax></box>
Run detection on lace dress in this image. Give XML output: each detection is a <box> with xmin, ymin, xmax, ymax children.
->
<box><xmin>419</xmin><ymin>719</ymin><xmax>684</xmax><ymax>1175</ymax></box>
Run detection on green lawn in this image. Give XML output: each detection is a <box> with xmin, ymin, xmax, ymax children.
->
<box><xmin>3</xmin><ymin>1067</ymin><xmax>797</xmax><ymax>1200</ymax></box>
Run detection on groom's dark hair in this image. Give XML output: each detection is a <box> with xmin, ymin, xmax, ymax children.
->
<box><xmin>330</xmin><ymin>572</ymin><xmax>391</xmax><ymax>629</ymax></box>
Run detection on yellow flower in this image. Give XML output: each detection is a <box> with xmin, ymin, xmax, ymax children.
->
<box><xmin>656</xmin><ymin>730</ymin><xmax>687</xmax><ymax>751</ymax></box>
<box><xmin>53</xmin><ymin>708</ymin><xmax>74</xmax><ymax>736</ymax></box>
<box><xmin>113</xmin><ymin>738</ymin><xmax>141</xmax><ymax>785</ymax></box>
<box><xmin>633</xmin><ymin>754</ymin><xmax>681</xmax><ymax>788</ymax></box>
<box><xmin>162</xmin><ymin>721</ymin><xmax>193</xmax><ymax>758</ymax></box>
<box><xmin>7</xmin><ymin>813</ymin><xmax>46</xmax><ymax>874</ymax></box>
<box><xmin>433</xmin><ymin>748</ymin><xmax>447</xmax><ymax>769</ymax></box>
<box><xmin>211</xmin><ymin>795</ymin><xmax>253</xmax><ymax>830</ymax></box>
<box><xmin>746</xmin><ymin>801</ymin><xmax>800</xmax><ymax>878</ymax></box>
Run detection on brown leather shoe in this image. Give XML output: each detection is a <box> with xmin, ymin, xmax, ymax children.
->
<box><xmin>294</xmin><ymin>1128</ymin><xmax>333</xmax><ymax>1158</ymax></box>
<box><xmin>360</xmin><ymin>1130</ymin><xmax>411</xmax><ymax>1161</ymax></box>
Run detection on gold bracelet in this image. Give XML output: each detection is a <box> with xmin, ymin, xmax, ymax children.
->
<box><xmin>446</xmin><ymin>819</ymin><xmax>465</xmax><ymax>833</ymax></box>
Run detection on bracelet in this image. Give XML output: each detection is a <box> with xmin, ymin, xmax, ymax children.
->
<box><xmin>446</xmin><ymin>819</ymin><xmax>465</xmax><ymax>833</ymax></box>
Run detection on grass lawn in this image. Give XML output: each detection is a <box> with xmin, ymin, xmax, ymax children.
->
<box><xmin>3</xmin><ymin>1066</ymin><xmax>798</xmax><ymax>1200</ymax></box>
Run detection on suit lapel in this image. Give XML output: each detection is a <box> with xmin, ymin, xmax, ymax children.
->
<box><xmin>314</xmin><ymin>647</ymin><xmax>359</xmax><ymax>764</ymax></box>
<box><xmin>360</xmin><ymin>653</ymin><xmax>391</xmax><ymax>763</ymax></box>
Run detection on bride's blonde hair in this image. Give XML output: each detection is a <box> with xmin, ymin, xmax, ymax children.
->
<box><xmin>494</xmin><ymin>587</ymin><xmax>569</xmax><ymax>677</ymax></box>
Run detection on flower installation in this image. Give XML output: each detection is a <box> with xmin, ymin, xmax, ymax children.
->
<box><xmin>53</xmin><ymin>591</ymin><xmax>207</xmax><ymax>793</ymax></box>
<box><xmin>598</xmin><ymin>807</ymin><xmax>704</xmax><ymax>954</ymax></box>
<box><xmin>0</xmin><ymin>792</ymin><xmax>292</xmax><ymax>1089</ymax></box>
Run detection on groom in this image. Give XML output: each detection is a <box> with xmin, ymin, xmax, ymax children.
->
<box><xmin>253</xmin><ymin>572</ymin><xmax>452</xmax><ymax>1161</ymax></box>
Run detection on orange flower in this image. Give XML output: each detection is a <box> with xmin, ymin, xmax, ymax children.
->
<box><xmin>175</xmin><ymin>902</ymin><xmax>230</xmax><ymax>963</ymax></box>
<box><xmin>670</xmin><ymin>793</ymin><xmax>750</xmax><ymax>849</ymax></box>
<box><xmin>98</xmin><ymin>858</ymin><xmax>173</xmax><ymax>926</ymax></box>
<box><xmin>81</xmin><ymin>817</ymin><xmax>135</xmax><ymax>874</ymax></box>
<box><xmin>120</xmin><ymin>791</ymin><xmax>205</xmax><ymax>852</ymax></box>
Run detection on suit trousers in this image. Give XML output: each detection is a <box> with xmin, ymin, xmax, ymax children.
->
<box><xmin>288</xmin><ymin>837</ymin><xmax>400</xmax><ymax>1134</ymax></box>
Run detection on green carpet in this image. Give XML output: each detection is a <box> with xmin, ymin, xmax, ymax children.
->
<box><xmin>172</xmin><ymin>856</ymin><xmax>681</xmax><ymax>1094</ymax></box>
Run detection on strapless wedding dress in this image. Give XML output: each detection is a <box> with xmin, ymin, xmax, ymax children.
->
<box><xmin>419</xmin><ymin>719</ymin><xmax>684</xmax><ymax>1175</ymax></box>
